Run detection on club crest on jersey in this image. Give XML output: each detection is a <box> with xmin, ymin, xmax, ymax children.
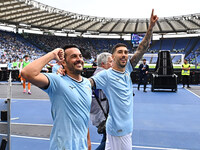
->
<box><xmin>69</xmin><ymin>86</ymin><xmax>76</xmax><ymax>89</ymax></box>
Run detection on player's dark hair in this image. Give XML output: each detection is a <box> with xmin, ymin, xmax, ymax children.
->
<box><xmin>62</xmin><ymin>44</ymin><xmax>79</xmax><ymax>50</ymax></box>
<box><xmin>111</xmin><ymin>43</ymin><xmax>128</xmax><ymax>54</ymax></box>
<box><xmin>23</xmin><ymin>55</ymin><xmax>29</xmax><ymax>58</ymax></box>
<box><xmin>62</xmin><ymin>44</ymin><xmax>79</xmax><ymax>58</ymax></box>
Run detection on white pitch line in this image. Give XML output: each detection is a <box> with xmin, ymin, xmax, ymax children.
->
<box><xmin>11</xmin><ymin>122</ymin><xmax>53</xmax><ymax>126</ymax></box>
<box><xmin>12</xmin><ymin>98</ymin><xmax>50</xmax><ymax>101</ymax></box>
<box><xmin>185</xmin><ymin>88</ymin><xmax>200</xmax><ymax>99</ymax></box>
<box><xmin>0</xmin><ymin>134</ymin><xmax>188</xmax><ymax>150</ymax></box>
<box><xmin>0</xmin><ymin>134</ymin><xmax>50</xmax><ymax>141</ymax></box>
<box><xmin>0</xmin><ymin>98</ymin><xmax>50</xmax><ymax>101</ymax></box>
<box><xmin>0</xmin><ymin>122</ymin><xmax>52</xmax><ymax>126</ymax></box>
<box><xmin>132</xmin><ymin>145</ymin><xmax>187</xmax><ymax>150</ymax></box>
<box><xmin>89</xmin><ymin>142</ymin><xmax>187</xmax><ymax>150</ymax></box>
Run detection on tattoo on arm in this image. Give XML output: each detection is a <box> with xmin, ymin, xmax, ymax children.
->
<box><xmin>130</xmin><ymin>28</ymin><xmax>153</xmax><ymax>68</ymax></box>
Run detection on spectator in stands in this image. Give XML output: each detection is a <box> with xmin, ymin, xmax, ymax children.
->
<box><xmin>7</xmin><ymin>59</ymin><xmax>12</xmax><ymax>70</ymax></box>
<box><xmin>90</xmin><ymin>52</ymin><xmax>112</xmax><ymax>150</ymax></box>
<box><xmin>21</xmin><ymin>45</ymin><xmax>92</xmax><ymax>150</ymax></box>
<box><xmin>182</xmin><ymin>59</ymin><xmax>191</xmax><ymax>88</ymax></box>
<box><xmin>89</xmin><ymin>9</ymin><xmax>158</xmax><ymax>150</ymax></box>
<box><xmin>138</xmin><ymin>59</ymin><xmax>149</xmax><ymax>92</ymax></box>
<box><xmin>20</xmin><ymin>55</ymin><xmax>32</xmax><ymax>94</ymax></box>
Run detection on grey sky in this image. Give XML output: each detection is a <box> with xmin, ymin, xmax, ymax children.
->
<box><xmin>36</xmin><ymin>0</ymin><xmax>200</xmax><ymax>18</ymax></box>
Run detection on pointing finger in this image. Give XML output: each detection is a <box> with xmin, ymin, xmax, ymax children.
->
<box><xmin>151</xmin><ymin>9</ymin><xmax>154</xmax><ymax>18</ymax></box>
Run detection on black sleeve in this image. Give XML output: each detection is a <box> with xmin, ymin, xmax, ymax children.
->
<box><xmin>139</xmin><ymin>64</ymin><xmax>142</xmax><ymax>70</ymax></box>
<box><xmin>146</xmin><ymin>65</ymin><xmax>149</xmax><ymax>71</ymax></box>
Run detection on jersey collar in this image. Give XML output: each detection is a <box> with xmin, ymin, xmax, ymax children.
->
<box><xmin>111</xmin><ymin>68</ymin><xmax>125</xmax><ymax>74</ymax></box>
<box><xmin>65</xmin><ymin>74</ymin><xmax>83</xmax><ymax>83</ymax></box>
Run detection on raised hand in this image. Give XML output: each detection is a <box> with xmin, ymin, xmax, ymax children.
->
<box><xmin>149</xmin><ymin>9</ymin><xmax>159</xmax><ymax>29</ymax></box>
<box><xmin>52</xmin><ymin>48</ymin><xmax>65</xmax><ymax>62</ymax></box>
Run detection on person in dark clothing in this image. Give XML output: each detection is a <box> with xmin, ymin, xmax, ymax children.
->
<box><xmin>92</xmin><ymin>58</ymin><xmax>97</xmax><ymax>68</ymax></box>
<box><xmin>138</xmin><ymin>59</ymin><xmax>149</xmax><ymax>92</ymax></box>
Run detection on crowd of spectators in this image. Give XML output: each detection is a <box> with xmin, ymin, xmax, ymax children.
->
<box><xmin>25</xmin><ymin>33</ymin><xmax>132</xmax><ymax>59</ymax></box>
<box><xmin>0</xmin><ymin>30</ymin><xmax>132</xmax><ymax>71</ymax></box>
<box><xmin>0</xmin><ymin>30</ymin><xmax>45</xmax><ymax>65</ymax></box>
<box><xmin>1</xmin><ymin>29</ymin><xmax>199</xmax><ymax>67</ymax></box>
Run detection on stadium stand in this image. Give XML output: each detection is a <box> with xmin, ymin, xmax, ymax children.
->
<box><xmin>1</xmin><ymin>29</ymin><xmax>200</xmax><ymax>66</ymax></box>
<box><xmin>24</xmin><ymin>33</ymin><xmax>132</xmax><ymax>55</ymax></box>
<box><xmin>160</xmin><ymin>38</ymin><xmax>175</xmax><ymax>50</ymax></box>
<box><xmin>149</xmin><ymin>37</ymin><xmax>200</xmax><ymax>57</ymax></box>
<box><xmin>0</xmin><ymin>30</ymin><xmax>45</xmax><ymax>64</ymax></box>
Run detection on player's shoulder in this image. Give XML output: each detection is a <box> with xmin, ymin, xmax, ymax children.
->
<box><xmin>95</xmin><ymin>68</ymin><xmax>109</xmax><ymax>76</ymax></box>
<box><xmin>83</xmin><ymin>76</ymin><xmax>89</xmax><ymax>81</ymax></box>
<box><xmin>82</xmin><ymin>76</ymin><xmax>91</xmax><ymax>83</ymax></box>
<box><xmin>80</xmin><ymin>77</ymin><xmax>92</xmax><ymax>88</ymax></box>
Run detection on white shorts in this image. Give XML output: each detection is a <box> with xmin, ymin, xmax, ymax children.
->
<box><xmin>105</xmin><ymin>133</ymin><xmax>132</xmax><ymax>150</ymax></box>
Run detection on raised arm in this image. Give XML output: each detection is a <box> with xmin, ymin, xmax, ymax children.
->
<box><xmin>130</xmin><ymin>9</ymin><xmax>158</xmax><ymax>68</ymax></box>
<box><xmin>21</xmin><ymin>48</ymin><xmax>64</xmax><ymax>89</ymax></box>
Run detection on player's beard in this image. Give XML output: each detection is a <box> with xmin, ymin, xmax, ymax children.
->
<box><xmin>66</xmin><ymin>60</ymin><xmax>84</xmax><ymax>75</ymax></box>
<box><xmin>117</xmin><ymin>57</ymin><xmax>127</xmax><ymax>68</ymax></box>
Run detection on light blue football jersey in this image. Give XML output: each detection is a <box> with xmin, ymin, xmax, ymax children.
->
<box><xmin>52</xmin><ymin>64</ymin><xmax>61</xmax><ymax>73</ymax></box>
<box><xmin>43</xmin><ymin>73</ymin><xmax>92</xmax><ymax>150</ymax></box>
<box><xmin>92</xmin><ymin>60</ymin><xmax>133</xmax><ymax>136</ymax></box>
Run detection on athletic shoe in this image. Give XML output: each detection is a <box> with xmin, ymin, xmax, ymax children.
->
<box><xmin>23</xmin><ymin>89</ymin><xmax>26</xmax><ymax>93</ymax></box>
<box><xmin>28</xmin><ymin>91</ymin><xmax>31</xmax><ymax>95</ymax></box>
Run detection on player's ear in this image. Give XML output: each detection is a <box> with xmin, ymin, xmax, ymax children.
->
<box><xmin>61</xmin><ymin>60</ymin><xmax>66</xmax><ymax>66</ymax></box>
<box><xmin>112</xmin><ymin>54</ymin><xmax>116</xmax><ymax>61</ymax></box>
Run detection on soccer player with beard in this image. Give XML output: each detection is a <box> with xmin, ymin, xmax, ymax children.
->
<box><xmin>89</xmin><ymin>9</ymin><xmax>158</xmax><ymax>150</ymax></box>
<box><xmin>21</xmin><ymin>45</ymin><xmax>92</xmax><ymax>150</ymax></box>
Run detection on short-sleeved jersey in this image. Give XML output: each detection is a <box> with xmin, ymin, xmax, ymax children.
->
<box><xmin>22</xmin><ymin>61</ymin><xmax>30</xmax><ymax>68</ymax></box>
<box><xmin>52</xmin><ymin>64</ymin><xmax>61</xmax><ymax>74</ymax></box>
<box><xmin>92</xmin><ymin>60</ymin><xmax>133</xmax><ymax>136</ymax></box>
<box><xmin>43</xmin><ymin>73</ymin><xmax>92</xmax><ymax>150</ymax></box>
<box><xmin>12</xmin><ymin>62</ymin><xmax>18</xmax><ymax>69</ymax></box>
<box><xmin>18</xmin><ymin>61</ymin><xmax>22</xmax><ymax>68</ymax></box>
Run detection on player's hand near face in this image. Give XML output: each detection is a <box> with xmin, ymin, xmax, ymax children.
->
<box><xmin>21</xmin><ymin>48</ymin><xmax>65</xmax><ymax>88</ymax></box>
<box><xmin>52</xmin><ymin>48</ymin><xmax>65</xmax><ymax>63</ymax></box>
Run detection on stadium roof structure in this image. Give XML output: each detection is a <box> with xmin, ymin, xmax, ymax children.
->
<box><xmin>0</xmin><ymin>0</ymin><xmax>200</xmax><ymax>35</ymax></box>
